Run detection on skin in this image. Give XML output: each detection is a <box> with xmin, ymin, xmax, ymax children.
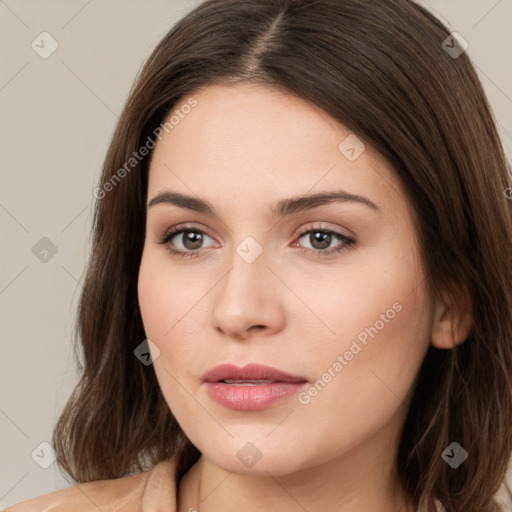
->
<box><xmin>137</xmin><ymin>83</ymin><xmax>472</xmax><ymax>512</ymax></box>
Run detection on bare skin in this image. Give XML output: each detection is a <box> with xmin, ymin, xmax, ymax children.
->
<box><xmin>137</xmin><ymin>83</ymin><xmax>472</xmax><ymax>512</ymax></box>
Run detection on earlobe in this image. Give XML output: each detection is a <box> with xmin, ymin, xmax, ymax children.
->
<box><xmin>431</xmin><ymin>296</ymin><xmax>474</xmax><ymax>349</ymax></box>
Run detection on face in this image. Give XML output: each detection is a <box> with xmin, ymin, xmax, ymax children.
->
<box><xmin>137</xmin><ymin>83</ymin><xmax>433</xmax><ymax>477</ymax></box>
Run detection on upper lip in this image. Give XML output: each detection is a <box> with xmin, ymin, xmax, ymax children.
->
<box><xmin>202</xmin><ymin>363</ymin><xmax>308</xmax><ymax>383</ymax></box>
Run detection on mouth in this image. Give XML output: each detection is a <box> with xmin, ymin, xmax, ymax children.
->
<box><xmin>202</xmin><ymin>362</ymin><xmax>308</xmax><ymax>384</ymax></box>
<box><xmin>219</xmin><ymin>379</ymin><xmax>279</xmax><ymax>385</ymax></box>
<box><xmin>202</xmin><ymin>363</ymin><xmax>308</xmax><ymax>411</ymax></box>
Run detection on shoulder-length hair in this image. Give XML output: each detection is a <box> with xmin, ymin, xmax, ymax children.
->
<box><xmin>52</xmin><ymin>0</ymin><xmax>512</xmax><ymax>510</ymax></box>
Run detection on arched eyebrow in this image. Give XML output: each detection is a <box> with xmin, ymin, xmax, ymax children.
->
<box><xmin>147</xmin><ymin>190</ymin><xmax>380</xmax><ymax>216</ymax></box>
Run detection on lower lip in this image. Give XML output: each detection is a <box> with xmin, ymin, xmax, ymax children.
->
<box><xmin>204</xmin><ymin>381</ymin><xmax>308</xmax><ymax>411</ymax></box>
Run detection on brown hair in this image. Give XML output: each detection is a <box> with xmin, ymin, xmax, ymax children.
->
<box><xmin>52</xmin><ymin>0</ymin><xmax>512</xmax><ymax>510</ymax></box>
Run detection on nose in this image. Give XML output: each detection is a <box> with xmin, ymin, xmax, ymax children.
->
<box><xmin>210</xmin><ymin>243</ymin><xmax>285</xmax><ymax>341</ymax></box>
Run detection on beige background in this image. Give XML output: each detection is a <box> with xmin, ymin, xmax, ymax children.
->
<box><xmin>0</xmin><ymin>0</ymin><xmax>511</xmax><ymax>509</ymax></box>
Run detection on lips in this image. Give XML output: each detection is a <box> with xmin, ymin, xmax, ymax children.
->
<box><xmin>202</xmin><ymin>363</ymin><xmax>308</xmax><ymax>411</ymax></box>
<box><xmin>202</xmin><ymin>363</ymin><xmax>308</xmax><ymax>384</ymax></box>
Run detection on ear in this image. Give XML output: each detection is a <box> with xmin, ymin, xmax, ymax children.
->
<box><xmin>431</xmin><ymin>287</ymin><xmax>473</xmax><ymax>349</ymax></box>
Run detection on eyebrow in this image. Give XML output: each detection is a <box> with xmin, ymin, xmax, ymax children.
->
<box><xmin>147</xmin><ymin>190</ymin><xmax>380</xmax><ymax>216</ymax></box>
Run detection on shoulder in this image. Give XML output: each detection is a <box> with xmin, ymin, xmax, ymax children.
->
<box><xmin>4</xmin><ymin>456</ymin><xmax>180</xmax><ymax>512</ymax></box>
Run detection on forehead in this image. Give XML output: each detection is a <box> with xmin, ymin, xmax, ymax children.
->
<box><xmin>147</xmin><ymin>83</ymin><xmax>409</xmax><ymax>221</ymax></box>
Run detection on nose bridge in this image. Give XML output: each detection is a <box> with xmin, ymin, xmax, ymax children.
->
<box><xmin>210</xmin><ymin>233</ymin><xmax>282</xmax><ymax>337</ymax></box>
<box><xmin>219</xmin><ymin>236</ymin><xmax>270</xmax><ymax>306</ymax></box>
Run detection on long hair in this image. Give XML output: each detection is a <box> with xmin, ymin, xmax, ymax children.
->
<box><xmin>52</xmin><ymin>1</ymin><xmax>512</xmax><ymax>510</ymax></box>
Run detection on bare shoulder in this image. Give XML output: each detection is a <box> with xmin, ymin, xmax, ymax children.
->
<box><xmin>4</xmin><ymin>459</ymin><xmax>178</xmax><ymax>512</ymax></box>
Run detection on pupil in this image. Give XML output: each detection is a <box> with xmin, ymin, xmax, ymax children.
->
<box><xmin>184</xmin><ymin>231</ymin><xmax>203</xmax><ymax>250</ymax></box>
<box><xmin>311</xmin><ymin>232</ymin><xmax>330</xmax><ymax>249</ymax></box>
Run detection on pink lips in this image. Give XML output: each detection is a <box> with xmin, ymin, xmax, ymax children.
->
<box><xmin>202</xmin><ymin>363</ymin><xmax>308</xmax><ymax>411</ymax></box>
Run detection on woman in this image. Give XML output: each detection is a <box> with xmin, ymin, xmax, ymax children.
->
<box><xmin>7</xmin><ymin>0</ymin><xmax>512</xmax><ymax>511</ymax></box>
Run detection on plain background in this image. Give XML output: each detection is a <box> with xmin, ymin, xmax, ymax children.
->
<box><xmin>0</xmin><ymin>0</ymin><xmax>511</xmax><ymax>509</ymax></box>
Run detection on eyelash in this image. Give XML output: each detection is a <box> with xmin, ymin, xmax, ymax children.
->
<box><xmin>156</xmin><ymin>224</ymin><xmax>356</xmax><ymax>260</ymax></box>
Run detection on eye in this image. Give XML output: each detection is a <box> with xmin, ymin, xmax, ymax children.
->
<box><xmin>156</xmin><ymin>225</ymin><xmax>217</xmax><ymax>259</ymax></box>
<box><xmin>292</xmin><ymin>225</ymin><xmax>356</xmax><ymax>257</ymax></box>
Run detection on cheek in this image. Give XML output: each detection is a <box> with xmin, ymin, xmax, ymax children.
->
<box><xmin>280</xmin><ymin>237</ymin><xmax>422</xmax><ymax>350</ymax></box>
<box><xmin>286</xmin><ymin>285</ymin><xmax>429</xmax><ymax>470</ymax></box>
<box><xmin>138</xmin><ymin>258</ymin><xmax>167</xmax><ymax>340</ymax></box>
<box><xmin>289</xmin><ymin>237</ymin><xmax>430</xmax><ymax>403</ymax></box>
<box><xmin>137</xmin><ymin>254</ymin><xmax>202</xmax><ymax>414</ymax></box>
<box><xmin>296</xmin><ymin>261</ymin><xmax>430</xmax><ymax>422</ymax></box>
<box><xmin>138</xmin><ymin>249</ymin><xmax>197</xmax><ymax>339</ymax></box>
<box><xmin>137</xmin><ymin>249</ymin><xmax>210</xmax><ymax>375</ymax></box>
